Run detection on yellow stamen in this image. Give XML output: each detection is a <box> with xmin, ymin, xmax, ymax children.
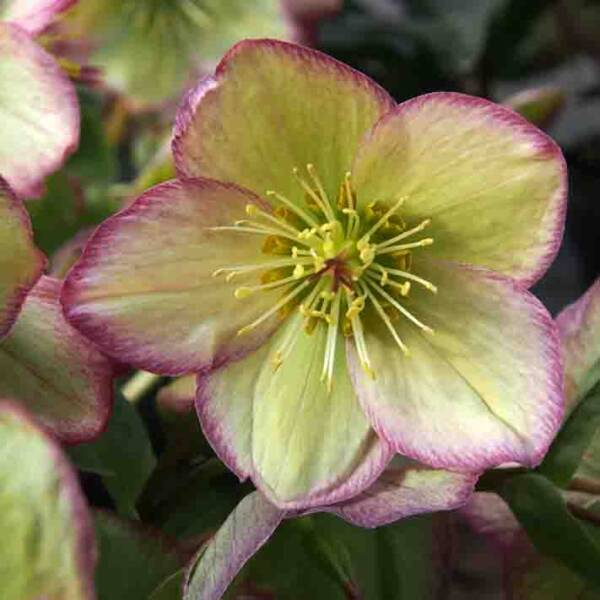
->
<box><xmin>360</xmin><ymin>196</ymin><xmax>407</xmax><ymax>242</ymax></box>
<box><xmin>376</xmin><ymin>238</ymin><xmax>434</xmax><ymax>256</ymax></box>
<box><xmin>265</xmin><ymin>190</ymin><xmax>321</xmax><ymax>230</ymax></box>
<box><xmin>375</xmin><ymin>219</ymin><xmax>431</xmax><ymax>250</ymax></box>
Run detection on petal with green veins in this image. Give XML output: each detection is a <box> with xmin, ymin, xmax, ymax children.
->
<box><xmin>0</xmin><ymin>23</ymin><xmax>79</xmax><ymax>198</ymax></box>
<box><xmin>0</xmin><ymin>276</ymin><xmax>113</xmax><ymax>443</ymax></box>
<box><xmin>556</xmin><ymin>278</ymin><xmax>600</xmax><ymax>411</ymax></box>
<box><xmin>348</xmin><ymin>260</ymin><xmax>563</xmax><ymax>472</ymax></box>
<box><xmin>62</xmin><ymin>178</ymin><xmax>284</xmax><ymax>375</ymax></box>
<box><xmin>184</xmin><ymin>491</ymin><xmax>284</xmax><ymax>600</ymax></box>
<box><xmin>197</xmin><ymin>313</ymin><xmax>392</xmax><ymax>509</ymax></box>
<box><xmin>0</xmin><ymin>401</ymin><xmax>96</xmax><ymax>600</ymax></box>
<box><xmin>173</xmin><ymin>38</ymin><xmax>395</xmax><ymax>205</ymax></box>
<box><xmin>0</xmin><ymin>178</ymin><xmax>45</xmax><ymax>339</ymax></box>
<box><xmin>352</xmin><ymin>92</ymin><xmax>566</xmax><ymax>287</ymax></box>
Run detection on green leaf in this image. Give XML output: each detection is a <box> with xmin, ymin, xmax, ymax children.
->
<box><xmin>230</xmin><ymin>512</ymin><xmax>445</xmax><ymax>599</ymax></box>
<box><xmin>68</xmin><ymin>391</ymin><xmax>156</xmax><ymax>517</ymax></box>
<box><xmin>67</xmin><ymin>87</ymin><xmax>117</xmax><ymax>185</ymax></box>
<box><xmin>539</xmin><ymin>384</ymin><xmax>600</xmax><ymax>487</ymax></box>
<box><xmin>139</xmin><ymin>458</ymin><xmax>247</xmax><ymax>539</ymax></box>
<box><xmin>0</xmin><ymin>402</ymin><xmax>95</xmax><ymax>600</ymax></box>
<box><xmin>499</xmin><ymin>473</ymin><xmax>600</xmax><ymax>586</ymax></box>
<box><xmin>94</xmin><ymin>511</ymin><xmax>182</xmax><ymax>600</ymax></box>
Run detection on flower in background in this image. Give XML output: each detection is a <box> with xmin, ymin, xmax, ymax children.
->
<box><xmin>0</xmin><ymin>0</ymin><xmax>79</xmax><ymax>197</ymax></box>
<box><xmin>64</xmin><ymin>40</ymin><xmax>566</xmax><ymax>516</ymax></box>
<box><xmin>0</xmin><ymin>178</ymin><xmax>112</xmax><ymax>442</ymax></box>
<box><xmin>59</xmin><ymin>0</ymin><xmax>341</xmax><ymax>110</ymax></box>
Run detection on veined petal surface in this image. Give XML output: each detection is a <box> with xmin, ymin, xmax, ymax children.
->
<box><xmin>0</xmin><ymin>23</ymin><xmax>79</xmax><ymax>198</ymax></box>
<box><xmin>0</xmin><ymin>276</ymin><xmax>113</xmax><ymax>443</ymax></box>
<box><xmin>329</xmin><ymin>457</ymin><xmax>477</xmax><ymax>528</ymax></box>
<box><xmin>0</xmin><ymin>178</ymin><xmax>45</xmax><ymax>339</ymax></box>
<box><xmin>0</xmin><ymin>401</ymin><xmax>96</xmax><ymax>600</ymax></box>
<box><xmin>184</xmin><ymin>491</ymin><xmax>283</xmax><ymax>600</ymax></box>
<box><xmin>348</xmin><ymin>260</ymin><xmax>563</xmax><ymax>472</ymax></box>
<box><xmin>556</xmin><ymin>278</ymin><xmax>600</xmax><ymax>410</ymax></box>
<box><xmin>62</xmin><ymin>179</ymin><xmax>284</xmax><ymax>375</ymax></box>
<box><xmin>352</xmin><ymin>92</ymin><xmax>566</xmax><ymax>286</ymax></box>
<box><xmin>173</xmin><ymin>38</ymin><xmax>395</xmax><ymax>205</ymax></box>
<box><xmin>0</xmin><ymin>0</ymin><xmax>76</xmax><ymax>35</ymax></box>
<box><xmin>197</xmin><ymin>313</ymin><xmax>392</xmax><ymax>509</ymax></box>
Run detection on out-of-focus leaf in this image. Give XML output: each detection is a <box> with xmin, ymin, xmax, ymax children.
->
<box><xmin>503</xmin><ymin>86</ymin><xmax>566</xmax><ymax>128</ymax></box>
<box><xmin>27</xmin><ymin>171</ymin><xmax>116</xmax><ymax>255</ymax></box>
<box><xmin>539</xmin><ymin>384</ymin><xmax>600</xmax><ymax>487</ymax></box>
<box><xmin>498</xmin><ymin>473</ymin><xmax>600</xmax><ymax>586</ymax></box>
<box><xmin>94</xmin><ymin>511</ymin><xmax>183</xmax><ymax>600</ymax></box>
<box><xmin>68</xmin><ymin>390</ymin><xmax>156</xmax><ymax>517</ymax></box>
<box><xmin>67</xmin><ymin>87</ymin><xmax>117</xmax><ymax>185</ymax></box>
<box><xmin>226</xmin><ymin>512</ymin><xmax>447</xmax><ymax>599</ymax></box>
<box><xmin>0</xmin><ymin>401</ymin><xmax>95</xmax><ymax>600</ymax></box>
<box><xmin>507</xmin><ymin>537</ymin><xmax>600</xmax><ymax>600</ymax></box>
<box><xmin>140</xmin><ymin>458</ymin><xmax>246</xmax><ymax>539</ymax></box>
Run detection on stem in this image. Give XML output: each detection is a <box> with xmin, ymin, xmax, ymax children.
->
<box><xmin>569</xmin><ymin>477</ymin><xmax>600</xmax><ymax>496</ymax></box>
<box><xmin>122</xmin><ymin>370</ymin><xmax>161</xmax><ymax>404</ymax></box>
<box><xmin>567</xmin><ymin>502</ymin><xmax>600</xmax><ymax>527</ymax></box>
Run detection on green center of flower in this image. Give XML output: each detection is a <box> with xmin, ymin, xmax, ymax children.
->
<box><xmin>212</xmin><ymin>164</ymin><xmax>436</xmax><ymax>390</ymax></box>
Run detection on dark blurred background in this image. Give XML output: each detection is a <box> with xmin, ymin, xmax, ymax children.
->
<box><xmin>316</xmin><ymin>0</ymin><xmax>600</xmax><ymax>314</ymax></box>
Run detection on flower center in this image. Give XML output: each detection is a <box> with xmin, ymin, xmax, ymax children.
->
<box><xmin>211</xmin><ymin>164</ymin><xmax>436</xmax><ymax>390</ymax></box>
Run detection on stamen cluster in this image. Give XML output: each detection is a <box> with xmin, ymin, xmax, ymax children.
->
<box><xmin>211</xmin><ymin>164</ymin><xmax>436</xmax><ymax>390</ymax></box>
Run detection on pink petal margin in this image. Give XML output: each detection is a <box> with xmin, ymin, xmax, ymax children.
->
<box><xmin>0</xmin><ymin>400</ymin><xmax>97</xmax><ymax>600</ymax></box>
<box><xmin>172</xmin><ymin>37</ymin><xmax>395</xmax><ymax>179</ymax></box>
<box><xmin>183</xmin><ymin>491</ymin><xmax>284</xmax><ymax>600</ymax></box>
<box><xmin>2</xmin><ymin>0</ymin><xmax>77</xmax><ymax>35</ymax></box>
<box><xmin>0</xmin><ymin>177</ymin><xmax>46</xmax><ymax>339</ymax></box>
<box><xmin>196</xmin><ymin>372</ymin><xmax>395</xmax><ymax>511</ymax></box>
<box><xmin>326</xmin><ymin>464</ymin><xmax>478</xmax><ymax>528</ymax></box>
<box><xmin>0</xmin><ymin>23</ymin><xmax>80</xmax><ymax>198</ymax></box>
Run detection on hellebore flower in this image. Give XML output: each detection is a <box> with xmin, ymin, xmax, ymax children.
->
<box><xmin>0</xmin><ymin>0</ymin><xmax>79</xmax><ymax>197</ymax></box>
<box><xmin>63</xmin><ymin>40</ymin><xmax>566</xmax><ymax>509</ymax></box>
<box><xmin>60</xmin><ymin>0</ymin><xmax>338</xmax><ymax>109</ymax></box>
<box><xmin>0</xmin><ymin>178</ymin><xmax>112</xmax><ymax>442</ymax></box>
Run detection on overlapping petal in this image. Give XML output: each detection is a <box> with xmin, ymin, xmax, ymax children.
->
<box><xmin>348</xmin><ymin>260</ymin><xmax>563</xmax><ymax>472</ymax></box>
<box><xmin>0</xmin><ymin>23</ymin><xmax>79</xmax><ymax>198</ymax></box>
<box><xmin>197</xmin><ymin>313</ymin><xmax>392</xmax><ymax>508</ymax></box>
<box><xmin>0</xmin><ymin>401</ymin><xmax>96</xmax><ymax>600</ymax></box>
<box><xmin>328</xmin><ymin>458</ymin><xmax>477</xmax><ymax>528</ymax></box>
<box><xmin>173</xmin><ymin>38</ymin><xmax>395</xmax><ymax>205</ymax></box>
<box><xmin>352</xmin><ymin>92</ymin><xmax>567</xmax><ymax>286</ymax></box>
<box><xmin>62</xmin><ymin>178</ymin><xmax>284</xmax><ymax>375</ymax></box>
<box><xmin>184</xmin><ymin>491</ymin><xmax>284</xmax><ymax>600</ymax></box>
<box><xmin>0</xmin><ymin>178</ymin><xmax>45</xmax><ymax>338</ymax></box>
<box><xmin>556</xmin><ymin>278</ymin><xmax>600</xmax><ymax>410</ymax></box>
<box><xmin>0</xmin><ymin>276</ymin><xmax>113</xmax><ymax>443</ymax></box>
<box><xmin>0</xmin><ymin>0</ymin><xmax>76</xmax><ymax>35</ymax></box>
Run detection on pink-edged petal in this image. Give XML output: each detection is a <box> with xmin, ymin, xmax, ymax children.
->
<box><xmin>173</xmin><ymin>38</ymin><xmax>395</xmax><ymax>204</ymax></box>
<box><xmin>0</xmin><ymin>177</ymin><xmax>45</xmax><ymax>339</ymax></box>
<box><xmin>352</xmin><ymin>92</ymin><xmax>567</xmax><ymax>287</ymax></box>
<box><xmin>197</xmin><ymin>313</ymin><xmax>392</xmax><ymax>509</ymax></box>
<box><xmin>0</xmin><ymin>276</ymin><xmax>113</xmax><ymax>443</ymax></box>
<box><xmin>0</xmin><ymin>400</ymin><xmax>96</xmax><ymax>600</ymax></box>
<box><xmin>349</xmin><ymin>260</ymin><xmax>564</xmax><ymax>472</ymax></box>
<box><xmin>0</xmin><ymin>23</ymin><xmax>79</xmax><ymax>198</ymax></box>
<box><xmin>460</xmin><ymin>492</ymin><xmax>521</xmax><ymax>549</ymax></box>
<box><xmin>62</xmin><ymin>178</ymin><xmax>284</xmax><ymax>376</ymax></box>
<box><xmin>0</xmin><ymin>0</ymin><xmax>76</xmax><ymax>35</ymax></box>
<box><xmin>556</xmin><ymin>278</ymin><xmax>600</xmax><ymax>409</ymax></box>
<box><xmin>184</xmin><ymin>491</ymin><xmax>283</xmax><ymax>600</ymax></box>
<box><xmin>328</xmin><ymin>457</ymin><xmax>477</xmax><ymax>528</ymax></box>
